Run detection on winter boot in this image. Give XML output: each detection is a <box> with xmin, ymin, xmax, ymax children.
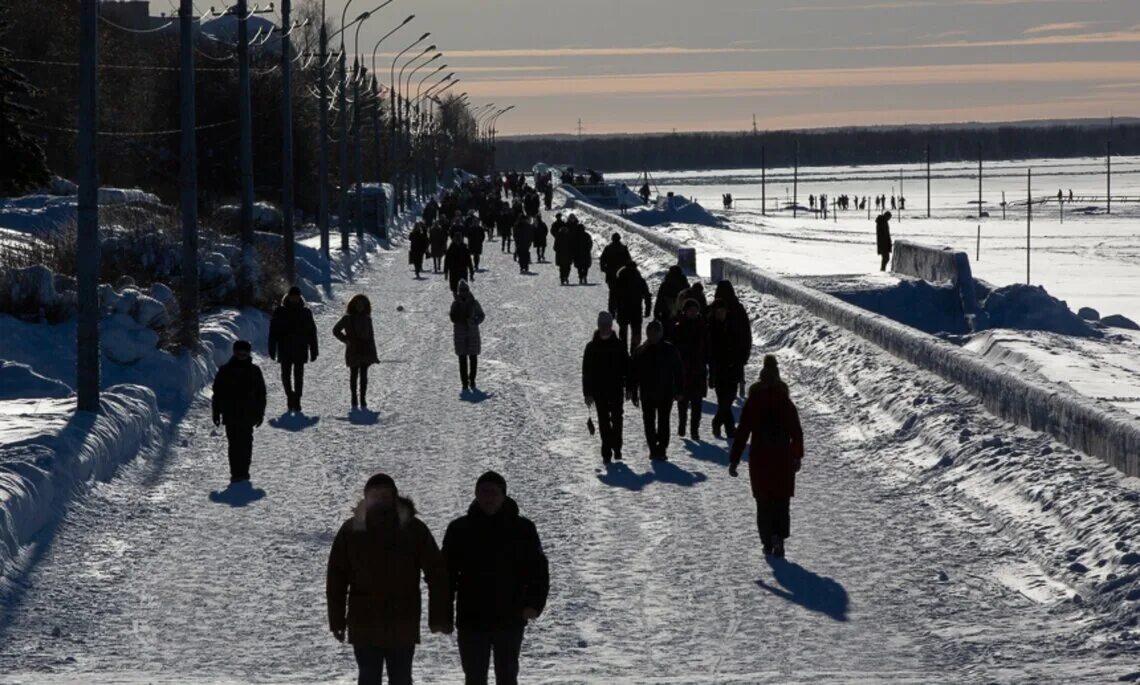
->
<box><xmin>613</xmin><ymin>447</ymin><xmax>623</xmax><ymax>461</ymax></box>
<box><xmin>772</xmin><ymin>538</ymin><xmax>785</xmax><ymax>559</ymax></box>
<box><xmin>690</xmin><ymin>416</ymin><xmax>700</xmax><ymax>442</ymax></box>
<box><xmin>678</xmin><ymin>408</ymin><xmax>687</xmax><ymax>437</ymax></box>
<box><xmin>602</xmin><ymin>445</ymin><xmax>612</xmax><ymax>464</ymax></box>
<box><xmin>712</xmin><ymin>416</ymin><xmax>722</xmax><ymax>439</ymax></box>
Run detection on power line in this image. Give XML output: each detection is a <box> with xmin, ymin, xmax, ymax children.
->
<box><xmin>20</xmin><ymin>119</ymin><xmax>239</xmax><ymax>137</ymax></box>
<box><xmin>98</xmin><ymin>14</ymin><xmax>176</xmax><ymax>34</ymax></box>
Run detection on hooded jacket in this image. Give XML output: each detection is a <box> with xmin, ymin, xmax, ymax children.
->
<box><xmin>211</xmin><ymin>356</ymin><xmax>267</xmax><ymax>426</ymax></box>
<box><xmin>654</xmin><ymin>266</ymin><xmax>690</xmax><ymax>322</ymax></box>
<box><xmin>582</xmin><ymin>330</ymin><xmax>631</xmax><ymax>401</ymax></box>
<box><xmin>442</xmin><ymin>497</ymin><xmax>549</xmax><ymax>631</ymax></box>
<box><xmin>729</xmin><ymin>381</ymin><xmax>804</xmax><ymax>499</ymax></box>
<box><xmin>332</xmin><ymin>314</ymin><xmax>379</xmax><ymax>368</ymax></box>
<box><xmin>712</xmin><ymin>281</ymin><xmax>753</xmax><ymax>368</ymax></box>
<box><xmin>326</xmin><ymin>496</ymin><xmax>450</xmax><ymax>647</ymax></box>
<box><xmin>268</xmin><ymin>296</ymin><xmax>318</xmax><ymax>365</ymax></box>
<box><xmin>613</xmin><ymin>264</ymin><xmax>652</xmax><ymax>322</ymax></box>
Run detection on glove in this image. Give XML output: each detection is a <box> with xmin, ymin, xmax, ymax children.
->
<box><xmin>212</xmin><ymin>414</ymin><xmax>221</xmax><ymax>427</ymax></box>
<box><xmin>584</xmin><ymin>395</ymin><xmax>594</xmax><ymax>407</ymax></box>
<box><xmin>310</xmin><ymin>353</ymin><xmax>318</xmax><ymax>362</ymax></box>
<box><xmin>254</xmin><ymin>417</ymin><xmax>263</xmax><ymax>428</ymax></box>
<box><xmin>793</xmin><ymin>458</ymin><xmax>802</xmax><ymax>473</ymax></box>
<box><xmin>728</xmin><ymin>463</ymin><xmax>739</xmax><ymax>478</ymax></box>
<box><xmin>332</xmin><ymin>628</ymin><xmax>346</xmax><ymax>643</ymax></box>
<box><xmin>522</xmin><ymin>607</ymin><xmax>540</xmax><ymax>621</ymax></box>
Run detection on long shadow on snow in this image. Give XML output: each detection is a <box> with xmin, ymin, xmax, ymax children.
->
<box><xmin>683</xmin><ymin>439</ymin><xmax>733</xmax><ymax>466</ymax></box>
<box><xmin>756</xmin><ymin>558</ymin><xmax>849</xmax><ymax>622</ymax></box>
<box><xmin>208</xmin><ymin>480</ymin><xmax>267</xmax><ymax>507</ymax></box>
<box><xmin>459</xmin><ymin>389</ymin><xmax>493</xmax><ymax>404</ymax></box>
<box><xmin>333</xmin><ymin>409</ymin><xmax>380</xmax><ymax>425</ymax></box>
<box><xmin>596</xmin><ymin>461</ymin><xmax>707</xmax><ymax>491</ymax></box>
<box><xmin>268</xmin><ymin>413</ymin><xmax>321</xmax><ymax>432</ymax></box>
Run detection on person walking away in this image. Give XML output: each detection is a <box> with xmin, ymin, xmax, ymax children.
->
<box><xmin>465</xmin><ymin>217</ymin><xmax>486</xmax><ymax>272</ymax></box>
<box><xmin>582</xmin><ymin>311</ymin><xmax>631</xmax><ymax>464</ymax></box>
<box><xmin>513</xmin><ymin>215</ymin><xmax>535</xmax><ymax>274</ymax></box>
<box><xmin>672</xmin><ymin>299</ymin><xmax>708</xmax><ymax>441</ymax></box>
<box><xmin>543</xmin><ymin>183</ymin><xmax>554</xmax><ymax>211</ymax></box>
<box><xmin>451</xmin><ymin>280</ymin><xmax>486</xmax><ymax>392</ymax></box>
<box><xmin>423</xmin><ymin>197</ymin><xmax>439</xmax><ymax>226</ymax></box>
<box><xmin>613</xmin><ymin>261</ymin><xmax>652</xmax><ymax>355</ymax></box>
<box><xmin>599</xmin><ymin>234</ymin><xmax>632</xmax><ymax>314</ymax></box>
<box><xmin>429</xmin><ymin>222</ymin><xmax>449</xmax><ymax>274</ymax></box>
<box><xmin>443</xmin><ymin>472</ymin><xmax>549</xmax><ymax>685</ymax></box>
<box><xmin>327</xmin><ymin>473</ymin><xmax>451</xmax><ymax>685</ymax></box>
<box><xmin>444</xmin><ymin>232</ymin><xmax>475</xmax><ymax>294</ymax></box>
<box><xmin>523</xmin><ymin>189</ymin><xmax>540</xmax><ymax>219</ymax></box>
<box><xmin>706</xmin><ymin>299</ymin><xmax>744</xmax><ymax>440</ymax></box>
<box><xmin>268</xmin><ymin>286</ymin><xmax>318</xmax><ymax>412</ymax></box>
<box><xmin>876</xmin><ymin>210</ymin><xmax>893</xmax><ymax>272</ymax></box>
<box><xmin>675</xmin><ymin>281</ymin><xmax>707</xmax><ymax>318</ymax></box>
<box><xmin>211</xmin><ymin>339</ymin><xmax>266</xmax><ymax>483</ymax></box>
<box><xmin>497</xmin><ymin>202</ymin><xmax>514</xmax><ymax>253</ymax></box>
<box><xmin>554</xmin><ymin>218</ymin><xmax>575</xmax><ymax>286</ymax></box>
<box><xmin>408</xmin><ymin>222</ymin><xmax>429</xmax><ymax>278</ymax></box>
<box><xmin>629</xmin><ymin>320</ymin><xmax>683</xmax><ymax>460</ymax></box>
<box><xmin>728</xmin><ymin>355</ymin><xmax>804</xmax><ymax>558</ymax></box>
<box><xmin>712</xmin><ymin>280</ymin><xmax>753</xmax><ymax>398</ymax></box>
<box><xmin>653</xmin><ymin>265</ymin><xmax>690</xmax><ymax>336</ymax></box>
<box><xmin>332</xmin><ymin>294</ymin><xmax>379</xmax><ymax>410</ymax></box>
<box><xmin>569</xmin><ymin>216</ymin><xmax>593</xmax><ymax>285</ymax></box>
<box><xmin>639</xmin><ymin>182</ymin><xmax>651</xmax><ymax>205</ymax></box>
<box><xmin>533</xmin><ymin>216</ymin><xmax>549</xmax><ymax>263</ymax></box>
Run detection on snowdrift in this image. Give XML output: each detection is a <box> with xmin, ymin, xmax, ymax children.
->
<box><xmin>625</xmin><ymin>194</ymin><xmax>721</xmax><ymax>228</ymax></box>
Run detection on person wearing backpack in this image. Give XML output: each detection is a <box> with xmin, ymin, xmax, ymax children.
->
<box><xmin>728</xmin><ymin>355</ymin><xmax>804</xmax><ymax>559</ymax></box>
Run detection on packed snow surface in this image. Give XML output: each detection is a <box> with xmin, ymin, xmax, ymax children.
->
<box><xmin>0</xmin><ymin>195</ymin><xmax>1137</xmax><ymax>683</ymax></box>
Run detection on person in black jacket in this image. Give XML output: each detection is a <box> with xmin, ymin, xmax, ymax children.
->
<box><xmin>423</xmin><ymin>197</ymin><xmax>439</xmax><ymax>226</ymax></box>
<box><xmin>876</xmin><ymin>211</ymin><xmax>893</xmax><ymax>271</ymax></box>
<box><xmin>267</xmin><ymin>287</ymin><xmax>318</xmax><ymax>412</ymax></box>
<box><xmin>582</xmin><ymin>311</ymin><xmax>631</xmax><ymax>464</ymax></box>
<box><xmin>464</xmin><ymin>216</ymin><xmax>486</xmax><ymax>271</ymax></box>
<box><xmin>408</xmin><ymin>223</ymin><xmax>429</xmax><ymax>279</ymax></box>
<box><xmin>612</xmin><ymin>261</ymin><xmax>652</xmax><ymax>354</ymax></box>
<box><xmin>533</xmin><ymin>216</ymin><xmax>549</xmax><ymax>263</ymax></box>
<box><xmin>429</xmin><ymin>222</ymin><xmax>449</xmax><ymax>274</ymax></box>
<box><xmin>599</xmin><ymin>234</ymin><xmax>632</xmax><ymax>314</ymax></box>
<box><xmin>712</xmin><ymin>280</ymin><xmax>753</xmax><ymax>397</ymax></box>
<box><xmin>211</xmin><ymin>340</ymin><xmax>267</xmax><ymax>482</ymax></box>
<box><xmin>513</xmin><ymin>216</ymin><xmax>535</xmax><ymax>274</ymax></box>
<box><xmin>444</xmin><ymin>232</ymin><xmax>475</xmax><ymax>294</ymax></box>
<box><xmin>629</xmin><ymin>320</ymin><xmax>684</xmax><ymax>460</ymax></box>
<box><xmin>443</xmin><ymin>471</ymin><xmax>549</xmax><ymax>685</ymax></box>
<box><xmin>570</xmin><ymin>217</ymin><xmax>593</xmax><ymax>285</ymax></box>
<box><xmin>523</xmin><ymin>190</ymin><xmax>540</xmax><ymax>219</ymax></box>
<box><xmin>706</xmin><ymin>299</ymin><xmax>743</xmax><ymax>439</ymax></box>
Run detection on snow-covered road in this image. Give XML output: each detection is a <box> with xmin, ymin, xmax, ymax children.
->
<box><xmin>0</xmin><ymin>200</ymin><xmax>1135</xmax><ymax>683</ymax></box>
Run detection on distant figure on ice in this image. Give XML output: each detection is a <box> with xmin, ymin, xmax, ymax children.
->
<box><xmin>898</xmin><ymin>196</ymin><xmax>905</xmax><ymax>211</ymax></box>
<box><xmin>408</xmin><ymin>222</ymin><xmax>428</xmax><ymax>278</ymax></box>
<box><xmin>444</xmin><ymin>232</ymin><xmax>475</xmax><ymax>294</ymax></box>
<box><xmin>672</xmin><ymin>299</ymin><xmax>708</xmax><ymax>441</ymax></box>
<box><xmin>612</xmin><ymin>260</ymin><xmax>652</xmax><ymax>354</ymax></box>
<box><xmin>570</xmin><ymin>216</ymin><xmax>594</xmax><ymax>285</ymax></box>
<box><xmin>326</xmin><ymin>473</ymin><xmax>451</xmax><ymax>685</ymax></box>
<box><xmin>583</xmin><ymin>311</ymin><xmax>631</xmax><ymax>464</ymax></box>
<box><xmin>630</xmin><ymin>320</ymin><xmax>684</xmax><ymax>461</ymax></box>
<box><xmin>890</xmin><ymin>195</ymin><xmax>897</xmax><ymax>211</ymax></box>
<box><xmin>728</xmin><ymin>355</ymin><xmax>804</xmax><ymax>559</ymax></box>
<box><xmin>443</xmin><ymin>472</ymin><xmax>549</xmax><ymax>684</ymax></box>
<box><xmin>211</xmin><ymin>339</ymin><xmax>267</xmax><ymax>483</ymax></box>
<box><xmin>723</xmin><ymin>193</ymin><xmax>733</xmax><ymax>209</ymax></box>
<box><xmin>450</xmin><ymin>280</ymin><xmax>486</xmax><ymax>392</ymax></box>
<box><xmin>268</xmin><ymin>286</ymin><xmax>318</xmax><ymax>413</ymax></box>
<box><xmin>639</xmin><ymin>182</ymin><xmax>651</xmax><ymax>205</ymax></box>
<box><xmin>332</xmin><ymin>294</ymin><xmax>379</xmax><ymax>410</ymax></box>
<box><xmin>599</xmin><ymin>234</ymin><xmax>632</xmax><ymax>314</ymax></box>
<box><xmin>876</xmin><ymin>211</ymin><xmax>893</xmax><ymax>272</ymax></box>
<box><xmin>1068</xmin><ymin>189</ymin><xmax>1074</xmax><ymax>202</ymax></box>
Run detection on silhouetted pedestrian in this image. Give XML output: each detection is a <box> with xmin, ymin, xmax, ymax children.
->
<box><xmin>211</xmin><ymin>339</ymin><xmax>266</xmax><ymax>482</ymax></box>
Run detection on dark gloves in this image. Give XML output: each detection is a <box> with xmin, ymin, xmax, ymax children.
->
<box><xmin>310</xmin><ymin>353</ymin><xmax>318</xmax><ymax>362</ymax></box>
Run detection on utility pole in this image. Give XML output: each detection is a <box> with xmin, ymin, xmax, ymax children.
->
<box><xmin>576</xmin><ymin>118</ymin><xmax>583</xmax><ymax>171</ymax></box>
<box><xmin>77</xmin><ymin>0</ymin><xmax>100</xmax><ymax>412</ymax></box>
<box><xmin>793</xmin><ymin>140</ymin><xmax>799</xmax><ymax>218</ymax></box>
<box><xmin>926</xmin><ymin>144</ymin><xmax>931</xmax><ymax>219</ymax></box>
<box><xmin>179</xmin><ymin>0</ymin><xmax>199</xmax><ymax>348</ymax></box>
<box><xmin>761</xmin><ymin>145</ymin><xmax>766</xmax><ymax>217</ymax></box>
<box><xmin>1107</xmin><ymin>139</ymin><xmax>1112</xmax><ymax>215</ymax></box>
<box><xmin>1027</xmin><ymin>168</ymin><xmax>1032</xmax><ymax>285</ymax></box>
<box><xmin>352</xmin><ymin>59</ymin><xmax>364</xmax><ymax>240</ymax></box>
<box><xmin>317</xmin><ymin>21</ymin><xmax>331</xmax><ymax>285</ymax></box>
<box><xmin>281</xmin><ymin>0</ymin><xmax>295</xmax><ymax>284</ymax></box>
<box><xmin>237</xmin><ymin>0</ymin><xmax>256</xmax><ymax>305</ymax></box>
<box><xmin>977</xmin><ymin>143</ymin><xmax>983</xmax><ymax>219</ymax></box>
<box><xmin>338</xmin><ymin>51</ymin><xmax>350</xmax><ymax>250</ymax></box>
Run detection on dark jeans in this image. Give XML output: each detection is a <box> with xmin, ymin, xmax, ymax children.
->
<box><xmin>517</xmin><ymin>247</ymin><xmax>531</xmax><ymax>271</ymax></box>
<box><xmin>501</xmin><ymin>235</ymin><xmax>512</xmax><ymax>252</ymax></box>
<box><xmin>640</xmin><ymin>399</ymin><xmax>673</xmax><ymax>456</ymax></box>
<box><xmin>677</xmin><ymin>397</ymin><xmax>702</xmax><ymax>436</ymax></box>
<box><xmin>606</xmin><ymin>283</ymin><xmax>618</xmax><ymax>314</ymax></box>
<box><xmin>353</xmin><ymin>643</ymin><xmax>415</xmax><ymax>685</ymax></box>
<box><xmin>595</xmin><ymin>396</ymin><xmax>624</xmax><ymax>454</ymax></box>
<box><xmin>449</xmin><ymin>275</ymin><xmax>464</xmax><ymax>293</ymax></box>
<box><xmin>617</xmin><ymin>317</ymin><xmax>642</xmax><ymax>355</ymax></box>
<box><xmin>535</xmin><ymin>246</ymin><xmax>546</xmax><ymax>261</ymax></box>
<box><xmin>458</xmin><ymin>628</ymin><xmax>525</xmax><ymax>685</ymax></box>
<box><xmin>473</xmin><ymin>253</ymin><xmax>481</xmax><ymax>270</ymax></box>
<box><xmin>712</xmin><ymin>376</ymin><xmax>738</xmax><ymax>437</ymax></box>
<box><xmin>459</xmin><ymin>354</ymin><xmax>479</xmax><ymax>387</ymax></box>
<box><xmin>880</xmin><ymin>253</ymin><xmax>890</xmax><ymax>271</ymax></box>
<box><xmin>411</xmin><ymin>254</ymin><xmax>424</xmax><ymax>277</ymax></box>
<box><xmin>224</xmin><ymin>423</ymin><xmax>253</xmax><ymax>481</ymax></box>
<box><xmin>576</xmin><ymin>266</ymin><xmax>590</xmax><ymax>283</ymax></box>
<box><xmin>756</xmin><ymin>496</ymin><xmax>791</xmax><ymax>549</ymax></box>
<box><xmin>558</xmin><ymin>263</ymin><xmax>571</xmax><ymax>283</ymax></box>
<box><xmin>280</xmin><ymin>362</ymin><xmax>304</xmax><ymax>408</ymax></box>
<box><xmin>350</xmin><ymin>365</ymin><xmax>369</xmax><ymax>406</ymax></box>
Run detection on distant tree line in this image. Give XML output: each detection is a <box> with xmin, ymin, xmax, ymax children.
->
<box><xmin>495</xmin><ymin>122</ymin><xmax>1138</xmax><ymax>173</ymax></box>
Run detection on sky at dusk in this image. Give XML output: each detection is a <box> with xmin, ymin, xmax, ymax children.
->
<box><xmin>326</xmin><ymin>0</ymin><xmax>1140</xmax><ymax>136</ymax></box>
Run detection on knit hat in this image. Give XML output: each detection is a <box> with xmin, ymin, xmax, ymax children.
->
<box><xmin>287</xmin><ymin>286</ymin><xmax>302</xmax><ymax>297</ymax></box>
<box><xmin>612</xmin><ymin>233</ymin><xmax>622</xmax><ymax>242</ymax></box>
<box><xmin>476</xmin><ymin>470</ymin><xmax>507</xmax><ymax>495</ymax></box>
<box><xmin>232</xmin><ymin>340</ymin><xmax>252</xmax><ymax>353</ymax></box>
<box><xmin>364</xmin><ymin>473</ymin><xmax>397</xmax><ymax>495</ymax></box>
<box><xmin>597</xmin><ymin>311</ymin><xmax>614</xmax><ymax>328</ymax></box>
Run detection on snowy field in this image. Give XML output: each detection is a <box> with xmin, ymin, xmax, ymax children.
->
<box><xmin>610</xmin><ymin>158</ymin><xmax>1140</xmax><ymax>417</ymax></box>
<box><xmin>1</xmin><ymin>195</ymin><xmax>1138</xmax><ymax>683</ymax></box>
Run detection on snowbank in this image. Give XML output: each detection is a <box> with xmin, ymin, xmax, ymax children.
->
<box><xmin>625</xmin><ymin>194</ymin><xmax>722</xmax><ymax>228</ymax></box>
<box><xmin>0</xmin><ymin>187</ymin><xmax>162</xmax><ymax>238</ymax></box>
<box><xmin>711</xmin><ymin>256</ymin><xmax>1140</xmax><ymax>478</ymax></box>
<box><xmin>891</xmin><ymin>240</ymin><xmax>986</xmax><ymax>329</ymax></box>
<box><xmin>559</xmin><ymin>187</ymin><xmax>689</xmax><ymax>257</ymax></box>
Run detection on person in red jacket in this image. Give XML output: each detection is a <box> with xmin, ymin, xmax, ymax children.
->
<box><xmin>728</xmin><ymin>355</ymin><xmax>804</xmax><ymax>559</ymax></box>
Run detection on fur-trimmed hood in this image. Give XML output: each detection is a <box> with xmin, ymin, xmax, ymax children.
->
<box><xmin>351</xmin><ymin>496</ymin><xmax>418</xmax><ymax>532</ymax></box>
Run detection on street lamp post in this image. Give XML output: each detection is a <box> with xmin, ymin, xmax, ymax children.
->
<box><xmin>390</xmin><ymin>32</ymin><xmax>430</xmax><ymax>216</ymax></box>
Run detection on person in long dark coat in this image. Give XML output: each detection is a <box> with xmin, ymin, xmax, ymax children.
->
<box><xmin>613</xmin><ymin>261</ymin><xmax>652</xmax><ymax>354</ymax></box>
<box><xmin>327</xmin><ymin>473</ymin><xmax>451</xmax><ymax>685</ymax></box>
<box><xmin>408</xmin><ymin>223</ymin><xmax>429</xmax><ymax>278</ymax></box>
<box><xmin>672</xmin><ymin>298</ymin><xmax>708</xmax><ymax>441</ymax></box>
<box><xmin>728</xmin><ymin>356</ymin><xmax>804</xmax><ymax>559</ymax></box>
<box><xmin>570</xmin><ymin>217</ymin><xmax>593</xmax><ymax>285</ymax></box>
<box><xmin>211</xmin><ymin>339</ymin><xmax>266</xmax><ymax>483</ymax></box>
<box><xmin>451</xmin><ymin>280</ymin><xmax>486</xmax><ymax>392</ymax></box>
<box><xmin>332</xmin><ymin>294</ymin><xmax>379</xmax><ymax>410</ymax></box>
<box><xmin>444</xmin><ymin>232</ymin><xmax>475</xmax><ymax>294</ymax></box>
<box><xmin>876</xmin><ymin>210</ymin><xmax>893</xmax><ymax>271</ymax></box>
<box><xmin>429</xmin><ymin>222</ymin><xmax>449</xmax><ymax>273</ymax></box>
<box><xmin>443</xmin><ymin>472</ymin><xmax>549</xmax><ymax>685</ymax></box>
<box><xmin>513</xmin><ymin>216</ymin><xmax>535</xmax><ymax>273</ymax></box>
<box><xmin>654</xmin><ymin>266</ymin><xmax>690</xmax><ymax>329</ymax></box>
<box><xmin>533</xmin><ymin>216</ymin><xmax>549</xmax><ymax>263</ymax></box>
<box><xmin>267</xmin><ymin>286</ymin><xmax>318</xmax><ymax>412</ymax></box>
<box><xmin>464</xmin><ymin>218</ymin><xmax>486</xmax><ymax>271</ymax></box>
<box><xmin>553</xmin><ymin>218</ymin><xmax>574</xmax><ymax>286</ymax></box>
<box><xmin>422</xmin><ymin>197</ymin><xmax>439</xmax><ymax>226</ymax></box>
<box><xmin>599</xmin><ymin>233</ymin><xmax>632</xmax><ymax>314</ymax></box>
<box><xmin>629</xmin><ymin>320</ymin><xmax>683</xmax><ymax>460</ymax></box>
<box><xmin>523</xmin><ymin>190</ymin><xmax>540</xmax><ymax>218</ymax></box>
<box><xmin>481</xmin><ymin>199</ymin><xmax>498</xmax><ymax>242</ymax></box>
<box><xmin>713</xmin><ymin>280</ymin><xmax>753</xmax><ymax>397</ymax></box>
<box><xmin>706</xmin><ymin>299</ymin><xmax>744</xmax><ymax>440</ymax></box>
<box><xmin>582</xmin><ymin>311</ymin><xmax>631</xmax><ymax>463</ymax></box>
<box><xmin>498</xmin><ymin>203</ymin><xmax>514</xmax><ymax>253</ymax></box>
